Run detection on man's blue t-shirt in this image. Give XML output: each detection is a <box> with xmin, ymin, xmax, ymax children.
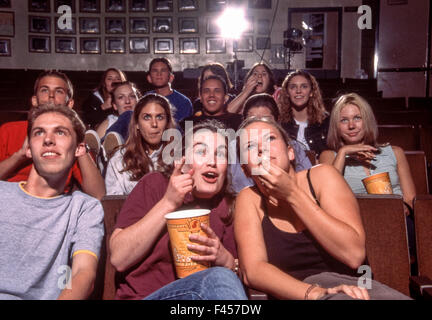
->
<box><xmin>104</xmin><ymin>90</ymin><xmax>193</xmax><ymax>142</ymax></box>
<box><xmin>149</xmin><ymin>89</ymin><xmax>193</xmax><ymax>124</ymax></box>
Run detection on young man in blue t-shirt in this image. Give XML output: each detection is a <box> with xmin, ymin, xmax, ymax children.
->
<box><xmin>146</xmin><ymin>57</ymin><xmax>193</xmax><ymax>124</ymax></box>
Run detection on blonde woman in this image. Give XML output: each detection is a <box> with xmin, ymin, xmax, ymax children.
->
<box><xmin>319</xmin><ymin>93</ymin><xmax>416</xmax><ymax>261</ymax></box>
<box><xmin>319</xmin><ymin>93</ymin><xmax>415</xmax><ymax>211</ymax></box>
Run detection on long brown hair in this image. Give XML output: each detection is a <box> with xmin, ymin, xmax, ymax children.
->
<box><xmin>278</xmin><ymin>70</ymin><xmax>326</xmax><ymax>124</ymax></box>
<box><xmin>180</xmin><ymin>119</ymin><xmax>234</xmax><ymax>224</ymax></box>
<box><xmin>244</xmin><ymin>62</ymin><xmax>276</xmax><ymax>95</ymax></box>
<box><xmin>97</xmin><ymin>68</ymin><xmax>127</xmax><ymax>98</ymax></box>
<box><xmin>120</xmin><ymin>94</ymin><xmax>175</xmax><ymax>181</ymax></box>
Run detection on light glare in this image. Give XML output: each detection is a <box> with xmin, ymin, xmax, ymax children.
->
<box><xmin>216</xmin><ymin>7</ymin><xmax>248</xmax><ymax>40</ymax></box>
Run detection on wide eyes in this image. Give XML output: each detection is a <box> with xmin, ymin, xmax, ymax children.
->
<box><xmin>142</xmin><ymin>114</ymin><xmax>166</xmax><ymax>121</ymax></box>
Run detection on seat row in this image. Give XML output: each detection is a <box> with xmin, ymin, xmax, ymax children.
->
<box><xmin>93</xmin><ymin>194</ymin><xmax>432</xmax><ymax>300</ymax></box>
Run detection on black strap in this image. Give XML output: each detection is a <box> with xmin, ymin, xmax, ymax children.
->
<box><xmin>306</xmin><ymin>169</ymin><xmax>321</xmax><ymax>207</ymax></box>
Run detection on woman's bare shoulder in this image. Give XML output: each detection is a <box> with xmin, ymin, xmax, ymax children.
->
<box><xmin>237</xmin><ymin>186</ymin><xmax>262</xmax><ymax>203</ymax></box>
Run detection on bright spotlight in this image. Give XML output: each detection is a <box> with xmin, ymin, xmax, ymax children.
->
<box><xmin>216</xmin><ymin>7</ymin><xmax>248</xmax><ymax>40</ymax></box>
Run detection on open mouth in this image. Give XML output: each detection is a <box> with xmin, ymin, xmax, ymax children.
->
<box><xmin>202</xmin><ymin>171</ymin><xmax>219</xmax><ymax>183</ymax></box>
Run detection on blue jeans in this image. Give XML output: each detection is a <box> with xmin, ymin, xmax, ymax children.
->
<box><xmin>144</xmin><ymin>267</ymin><xmax>248</xmax><ymax>300</ymax></box>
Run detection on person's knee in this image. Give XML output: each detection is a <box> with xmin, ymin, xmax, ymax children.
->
<box><xmin>201</xmin><ymin>267</ymin><xmax>247</xmax><ymax>300</ymax></box>
<box><xmin>204</xmin><ymin>267</ymin><xmax>237</xmax><ymax>283</ymax></box>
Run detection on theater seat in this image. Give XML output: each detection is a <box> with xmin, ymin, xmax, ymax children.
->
<box><xmin>413</xmin><ymin>195</ymin><xmax>432</xmax><ymax>280</ymax></box>
<box><xmin>356</xmin><ymin>194</ymin><xmax>412</xmax><ymax>296</ymax></box>
<box><xmin>90</xmin><ymin>195</ymin><xmax>127</xmax><ymax>300</ymax></box>
<box><xmin>405</xmin><ymin>151</ymin><xmax>429</xmax><ymax>195</ymax></box>
<box><xmin>378</xmin><ymin>125</ymin><xmax>420</xmax><ymax>151</ymax></box>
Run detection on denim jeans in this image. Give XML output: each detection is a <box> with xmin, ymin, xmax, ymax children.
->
<box><xmin>144</xmin><ymin>267</ymin><xmax>248</xmax><ymax>300</ymax></box>
<box><xmin>304</xmin><ymin>272</ymin><xmax>411</xmax><ymax>300</ymax></box>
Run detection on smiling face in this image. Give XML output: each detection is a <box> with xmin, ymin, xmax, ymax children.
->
<box><xmin>338</xmin><ymin>103</ymin><xmax>365</xmax><ymax>145</ymax></box>
<box><xmin>287</xmin><ymin>75</ymin><xmax>312</xmax><ymax>108</ymax></box>
<box><xmin>112</xmin><ymin>84</ymin><xmax>138</xmax><ymax>115</ymax></box>
<box><xmin>185</xmin><ymin>130</ymin><xmax>228</xmax><ymax>199</ymax></box>
<box><xmin>136</xmin><ymin>102</ymin><xmax>168</xmax><ymax>152</ymax></box>
<box><xmin>250</xmin><ymin>65</ymin><xmax>270</xmax><ymax>94</ymax></box>
<box><xmin>239</xmin><ymin>121</ymin><xmax>294</xmax><ymax>180</ymax></box>
<box><xmin>27</xmin><ymin>112</ymin><xmax>83</xmax><ymax>178</ymax></box>
<box><xmin>200</xmin><ymin>78</ymin><xmax>228</xmax><ymax>116</ymax></box>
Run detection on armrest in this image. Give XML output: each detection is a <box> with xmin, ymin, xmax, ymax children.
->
<box><xmin>409</xmin><ymin>276</ymin><xmax>432</xmax><ymax>300</ymax></box>
<box><xmin>424</xmin><ymin>288</ymin><xmax>432</xmax><ymax>300</ymax></box>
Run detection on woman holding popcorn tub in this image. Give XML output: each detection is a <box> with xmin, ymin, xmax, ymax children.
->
<box><xmin>319</xmin><ymin>92</ymin><xmax>417</xmax><ymax>265</ymax></box>
<box><xmin>109</xmin><ymin>119</ymin><xmax>247</xmax><ymax>300</ymax></box>
<box><xmin>234</xmin><ymin>116</ymin><xmax>410</xmax><ymax>300</ymax></box>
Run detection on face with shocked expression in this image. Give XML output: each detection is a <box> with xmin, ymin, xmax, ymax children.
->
<box><xmin>104</xmin><ymin>70</ymin><xmax>123</xmax><ymax>93</ymax></box>
<box><xmin>185</xmin><ymin>130</ymin><xmax>228</xmax><ymax>199</ymax></box>
<box><xmin>249</xmin><ymin>65</ymin><xmax>271</xmax><ymax>94</ymax></box>
<box><xmin>136</xmin><ymin>102</ymin><xmax>168</xmax><ymax>153</ymax></box>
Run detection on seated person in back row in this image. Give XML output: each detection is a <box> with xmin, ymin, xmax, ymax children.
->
<box><xmin>0</xmin><ymin>70</ymin><xmax>106</xmax><ymax>199</ymax></box>
<box><xmin>0</xmin><ymin>104</ymin><xmax>104</xmax><ymax>300</ymax></box>
<box><xmin>107</xmin><ymin>58</ymin><xmax>193</xmax><ymax>140</ymax></box>
<box><xmin>146</xmin><ymin>57</ymin><xmax>193</xmax><ymax>124</ymax></box>
<box><xmin>230</xmin><ymin>93</ymin><xmax>312</xmax><ymax>194</ymax></box>
<box><xmin>180</xmin><ymin>75</ymin><xmax>243</xmax><ymax>132</ymax></box>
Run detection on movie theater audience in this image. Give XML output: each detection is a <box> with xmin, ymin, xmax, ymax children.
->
<box><xmin>104</xmin><ymin>93</ymin><xmax>175</xmax><ymax>195</ymax></box>
<box><xmin>81</xmin><ymin>68</ymin><xmax>127</xmax><ymax>130</ymax></box>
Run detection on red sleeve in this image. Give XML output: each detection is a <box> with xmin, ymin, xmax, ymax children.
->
<box><xmin>0</xmin><ymin>122</ymin><xmax>27</xmax><ymax>162</ymax></box>
<box><xmin>71</xmin><ymin>160</ymin><xmax>83</xmax><ymax>184</ymax></box>
<box><xmin>115</xmin><ymin>172</ymin><xmax>168</xmax><ymax>229</ymax></box>
<box><xmin>0</xmin><ymin>124</ymin><xmax>9</xmax><ymax>162</ymax></box>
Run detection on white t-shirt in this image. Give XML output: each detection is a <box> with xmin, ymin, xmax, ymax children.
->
<box><xmin>105</xmin><ymin>146</ymin><xmax>163</xmax><ymax>195</ymax></box>
<box><xmin>294</xmin><ymin>119</ymin><xmax>310</xmax><ymax>150</ymax></box>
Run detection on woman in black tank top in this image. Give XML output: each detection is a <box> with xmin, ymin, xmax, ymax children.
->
<box><xmin>234</xmin><ymin>117</ymin><xmax>410</xmax><ymax>300</ymax></box>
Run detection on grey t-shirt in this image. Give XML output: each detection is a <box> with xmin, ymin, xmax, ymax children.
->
<box><xmin>0</xmin><ymin>181</ymin><xmax>104</xmax><ymax>300</ymax></box>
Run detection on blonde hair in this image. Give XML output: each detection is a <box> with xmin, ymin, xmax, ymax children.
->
<box><xmin>326</xmin><ymin>93</ymin><xmax>378</xmax><ymax>151</ymax></box>
<box><xmin>278</xmin><ymin>70</ymin><xmax>326</xmax><ymax>124</ymax></box>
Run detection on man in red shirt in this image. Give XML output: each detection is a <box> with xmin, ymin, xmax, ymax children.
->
<box><xmin>0</xmin><ymin>70</ymin><xmax>106</xmax><ymax>199</ymax></box>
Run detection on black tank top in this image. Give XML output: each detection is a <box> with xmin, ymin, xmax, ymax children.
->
<box><xmin>262</xmin><ymin>169</ymin><xmax>356</xmax><ymax>281</ymax></box>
